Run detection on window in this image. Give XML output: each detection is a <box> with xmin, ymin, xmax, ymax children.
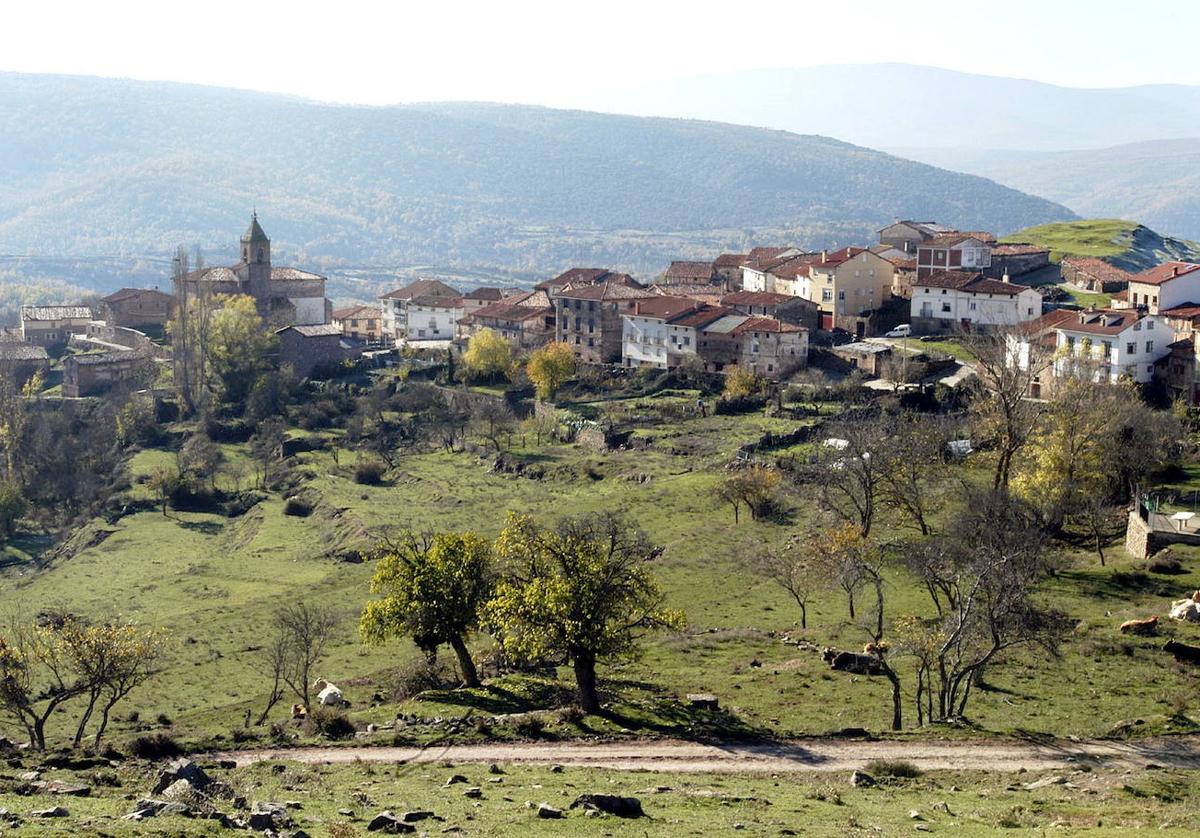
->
<box><xmin>1134</xmin><ymin>322</ymin><xmax>1141</xmax><ymax>330</ymax></box>
<box><xmin>1126</xmin><ymin>342</ymin><xmax>1136</xmax><ymax>354</ymax></box>
<box><xmin>838</xmin><ymin>290</ymin><xmax>845</xmax><ymax>300</ymax></box>
<box><xmin>588</xmin><ymin>319</ymin><xmax>595</xmax><ymax>333</ymax></box>
<box><xmin>588</xmin><ymin>301</ymin><xmax>595</xmax><ymax>311</ymax></box>
<box><xmin>418</xmin><ymin>329</ymin><xmax>426</xmax><ymax>337</ymax></box>
<box><xmin>941</xmin><ymin>303</ymin><xmax>952</xmax><ymax>313</ymax></box>
<box><xmin>1146</xmin><ymin>341</ymin><xmax>1154</xmax><ymax>353</ymax></box>
<box><xmin>822</xmin><ymin>289</ymin><xmax>833</xmax><ymax>302</ymax></box>
<box><xmin>683</xmin><ymin>336</ymin><xmax>691</xmax><ymax>346</ymax></box>
<box><xmin>941</xmin><ymin>289</ymin><xmax>947</xmax><ymax>295</ymax></box>
<box><xmin>969</xmin><ymin>302</ymin><xmax>977</xmax><ymax>311</ymax></box>
<box><xmin>1147</xmin><ymin>320</ymin><xmax>1155</xmax><ymax>329</ymax></box>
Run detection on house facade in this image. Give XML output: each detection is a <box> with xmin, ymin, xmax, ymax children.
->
<box><xmin>460</xmin><ymin>290</ymin><xmax>555</xmax><ymax>349</ymax></box>
<box><xmin>1061</xmin><ymin>257</ymin><xmax>1132</xmax><ymax>293</ymax></box>
<box><xmin>911</xmin><ymin>270</ymin><xmax>1041</xmax><ymax>334</ymax></box>
<box><xmin>1052</xmin><ymin>309</ymin><xmax>1169</xmax><ymax>385</ymax></box>
<box><xmin>719</xmin><ymin>291</ymin><xmax>820</xmax><ymax>330</ymax></box>
<box><xmin>331</xmin><ymin>305</ymin><xmax>382</xmax><ymax>342</ymax></box>
<box><xmin>806</xmin><ymin>247</ymin><xmax>895</xmax><ymax>325</ymax></box>
<box><xmin>916</xmin><ymin>234</ymin><xmax>993</xmax><ymax>280</ymax></box>
<box><xmin>379</xmin><ymin>279</ymin><xmax>460</xmax><ymax>343</ymax></box>
<box><xmin>1122</xmin><ymin>262</ymin><xmax>1200</xmax><ymax>314</ymax></box>
<box><xmin>878</xmin><ymin>220</ymin><xmax>956</xmax><ymax>253</ymax></box>
<box><xmin>100</xmin><ymin>288</ymin><xmax>175</xmax><ymax>329</ymax></box>
<box><xmin>20</xmin><ymin>306</ymin><xmax>94</xmax><ymax>347</ymax></box>
<box><xmin>555</xmin><ymin>281</ymin><xmax>653</xmax><ymax>364</ymax></box>
<box><xmin>276</xmin><ymin>323</ymin><xmax>361</xmax><ymax>378</ymax></box>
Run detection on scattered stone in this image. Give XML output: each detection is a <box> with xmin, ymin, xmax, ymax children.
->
<box><xmin>570</xmin><ymin>794</ymin><xmax>644</xmax><ymax>818</ymax></box>
<box><xmin>549</xmin><ymin>764</ymin><xmax>564</xmax><ymax>774</ymax></box>
<box><xmin>734</xmin><ymin>823</ymin><xmax>746</xmax><ymax>830</ymax></box>
<box><xmin>218</xmin><ymin>759</ymin><xmax>237</xmax><ymax>770</ymax></box>
<box><xmin>287</xmin><ymin>831</ymin><xmax>312</xmax><ymax>838</ymax></box>
<box><xmin>909</xmin><ymin>810</ymin><xmax>923</xmax><ymax>820</ymax></box>
<box><xmin>367</xmin><ymin>810</ymin><xmax>416</xmax><ymax>833</ymax></box>
<box><xmin>160</xmin><ymin>802</ymin><xmax>193</xmax><ymax>817</ymax></box>
<box><xmin>488</xmin><ymin>778</ymin><xmax>503</xmax><ymax>784</ymax></box>
<box><xmin>152</xmin><ymin>759</ymin><xmax>213</xmax><ymax>795</ymax></box>
<box><xmin>20</xmin><ymin>771</ymin><xmax>41</xmax><ymax>782</ymax></box>
<box><xmin>161</xmin><ymin>779</ymin><xmax>201</xmax><ymax>803</ymax></box>
<box><xmin>488</xmin><ymin>763</ymin><xmax>504</xmax><ymax>775</ymax></box>
<box><xmin>444</xmin><ymin>774</ymin><xmax>469</xmax><ymax>786</ymax></box>
<box><xmin>33</xmin><ymin>780</ymin><xmax>91</xmax><ymax>796</ymax></box>
<box><xmin>249</xmin><ymin>801</ymin><xmax>293</xmax><ymax>830</ymax></box>
<box><xmin>337</xmin><ymin>808</ymin><xmax>356</xmax><ymax>817</ymax></box>
<box><xmin>232</xmin><ymin>796</ymin><xmax>247</xmax><ymax>810</ymax></box>
<box><xmin>463</xmin><ymin>787</ymin><xmax>483</xmax><ymax>799</ymax></box>
<box><xmin>402</xmin><ymin>810</ymin><xmax>435</xmax><ymax>823</ymax></box>
<box><xmin>286</xmin><ymin>800</ymin><xmax>304</xmax><ymax>810</ymax></box>
<box><xmin>32</xmin><ymin>806</ymin><xmax>69</xmax><ymax>818</ymax></box>
<box><xmin>536</xmin><ymin>803</ymin><xmax>563</xmax><ymax>819</ymax></box>
<box><xmin>1022</xmin><ymin>775</ymin><xmax>1067</xmax><ymax>791</ymax></box>
<box><xmin>915</xmin><ymin>824</ymin><xmax>931</xmax><ymax>832</ymax></box>
<box><xmin>850</xmin><ymin>770</ymin><xmax>876</xmax><ymax>788</ymax></box>
<box><xmin>686</xmin><ymin>693</ymin><xmax>720</xmax><ymax>710</ymax></box>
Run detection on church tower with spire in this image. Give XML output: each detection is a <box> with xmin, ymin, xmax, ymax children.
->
<box><xmin>239</xmin><ymin>212</ymin><xmax>272</xmax><ymax>307</ymax></box>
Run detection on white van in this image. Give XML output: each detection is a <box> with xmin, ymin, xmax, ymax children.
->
<box><xmin>884</xmin><ymin>324</ymin><xmax>911</xmax><ymax>338</ymax></box>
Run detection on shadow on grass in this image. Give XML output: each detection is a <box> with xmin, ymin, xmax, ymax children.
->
<box><xmin>1057</xmin><ymin>568</ymin><xmax>1182</xmax><ymax>600</ymax></box>
<box><xmin>177</xmin><ymin>519</ymin><xmax>225</xmax><ymax>536</ymax></box>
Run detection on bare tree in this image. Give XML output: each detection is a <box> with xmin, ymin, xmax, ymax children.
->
<box><xmin>878</xmin><ymin>414</ymin><xmax>955</xmax><ymax>536</ymax></box>
<box><xmin>472</xmin><ymin>399</ymin><xmax>515</xmax><ymax>452</ymax></box>
<box><xmin>756</xmin><ymin>537</ymin><xmax>826</xmax><ymax>629</ymax></box>
<box><xmin>274</xmin><ymin>603</ymin><xmax>340</xmax><ymax>708</ymax></box>
<box><xmin>809</xmin><ymin>418</ymin><xmax>886</xmax><ymax>537</ymax></box>
<box><xmin>965</xmin><ymin>327</ymin><xmax>1051</xmax><ymax>490</ymax></box>
<box><xmin>255</xmin><ymin>628</ymin><xmax>293</xmax><ymax>725</ymax></box>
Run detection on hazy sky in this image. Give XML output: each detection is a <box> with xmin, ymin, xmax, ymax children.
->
<box><xmin>2</xmin><ymin>0</ymin><xmax>1196</xmax><ymax>104</ymax></box>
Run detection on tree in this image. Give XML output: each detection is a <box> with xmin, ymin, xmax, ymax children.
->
<box><xmin>526</xmin><ymin>342</ymin><xmax>576</xmax><ymax>401</ymax></box>
<box><xmin>485</xmin><ymin>512</ymin><xmax>684</xmax><ymax>713</ymax></box>
<box><xmin>0</xmin><ymin>482</ymin><xmax>25</xmax><ymax>539</ymax></box>
<box><xmin>723</xmin><ymin>367</ymin><xmax>766</xmax><ymax>399</ymax></box>
<box><xmin>812</xmin><ymin>523</ymin><xmax>874</xmax><ymax>623</ymax></box>
<box><xmin>178</xmin><ymin>433</ymin><xmax>223</xmax><ymax>491</ymax></box>
<box><xmin>168</xmin><ymin>246</ymin><xmax>213</xmax><ymax>416</ymax></box>
<box><xmin>360</xmin><ymin>531</ymin><xmax>494</xmax><ymax>687</ymax></box>
<box><xmin>273</xmin><ymin>603</ymin><xmax>340</xmax><ymax>708</ymax></box>
<box><xmin>877</xmin><ymin>413</ymin><xmax>955</xmax><ymax>536</ymax></box>
<box><xmin>463</xmin><ymin>329</ymin><xmax>513</xmax><ymax>382</ymax></box>
<box><xmin>68</xmin><ymin>620</ymin><xmax>162</xmax><ymax>748</ymax></box>
<box><xmin>207</xmin><ymin>295</ymin><xmax>275</xmax><ymax>406</ymax></box>
<box><xmin>472</xmin><ymin>398</ymin><xmax>515</xmax><ymax>452</ymax></box>
<box><xmin>147</xmin><ymin>467</ymin><xmax>179</xmax><ymax>516</ymax></box>
<box><xmin>712</xmin><ymin>465</ymin><xmax>781</xmax><ymax>523</ymax></box>
<box><xmin>809</xmin><ymin>419</ymin><xmax>886</xmax><ymax>537</ymax></box>
<box><xmin>756</xmin><ymin>537</ymin><xmax>826</xmax><ymax>629</ymax></box>
<box><xmin>249</xmin><ymin>418</ymin><xmax>287</xmax><ymax>489</ymax></box>
<box><xmin>966</xmin><ymin>328</ymin><xmax>1052</xmax><ymax>490</ymax></box>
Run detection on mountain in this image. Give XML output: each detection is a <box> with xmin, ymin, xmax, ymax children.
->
<box><xmin>579</xmin><ymin>64</ymin><xmax>1200</xmax><ymax>152</ymax></box>
<box><xmin>1002</xmin><ymin>220</ymin><xmax>1200</xmax><ymax>271</ymax></box>
<box><xmin>0</xmin><ymin>72</ymin><xmax>1072</xmax><ymax>297</ymax></box>
<box><xmin>901</xmin><ymin>139</ymin><xmax>1200</xmax><ymax>243</ymax></box>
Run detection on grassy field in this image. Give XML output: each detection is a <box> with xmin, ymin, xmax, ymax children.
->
<box><xmin>0</xmin><ymin>389</ymin><xmax>1198</xmax><ymax>753</ymax></box>
<box><xmin>1057</xmin><ymin>284</ymin><xmax>1113</xmax><ymax>309</ymax></box>
<box><xmin>1</xmin><ymin>757</ymin><xmax>1198</xmax><ymax>836</ymax></box>
<box><xmin>1003</xmin><ymin>219</ymin><xmax>1137</xmax><ymax>262</ymax></box>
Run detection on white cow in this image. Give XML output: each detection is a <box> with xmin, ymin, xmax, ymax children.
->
<box><xmin>1168</xmin><ymin>591</ymin><xmax>1200</xmax><ymax>623</ymax></box>
<box><xmin>312</xmin><ymin>677</ymin><xmax>347</xmax><ymax>706</ymax></box>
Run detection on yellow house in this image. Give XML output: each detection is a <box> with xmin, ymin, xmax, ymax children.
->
<box><xmin>804</xmin><ymin>247</ymin><xmax>895</xmax><ymax>327</ymax></box>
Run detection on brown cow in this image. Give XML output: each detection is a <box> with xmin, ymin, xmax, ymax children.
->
<box><xmin>1119</xmin><ymin>616</ymin><xmax>1158</xmax><ymax>636</ymax></box>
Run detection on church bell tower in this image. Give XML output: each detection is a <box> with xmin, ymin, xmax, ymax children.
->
<box><xmin>240</xmin><ymin>212</ymin><xmax>272</xmax><ymax>309</ymax></box>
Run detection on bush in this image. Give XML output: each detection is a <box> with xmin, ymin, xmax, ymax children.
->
<box><xmin>1147</xmin><ymin>551</ymin><xmax>1184</xmax><ymax>575</ymax></box>
<box><xmin>354</xmin><ymin>459</ymin><xmax>387</xmax><ymax>485</ymax></box>
<box><xmin>513</xmin><ymin>715</ymin><xmax>547</xmax><ymax>739</ymax></box>
<box><xmin>863</xmin><ymin>759</ymin><xmax>923</xmax><ymax>779</ymax></box>
<box><xmin>284</xmin><ymin>496</ymin><xmax>314</xmax><ymax>517</ymax></box>
<box><xmin>128</xmin><ymin>733</ymin><xmax>183</xmax><ymax>759</ymax></box>
<box><xmin>385</xmin><ymin>659</ymin><xmax>456</xmax><ymax>701</ymax></box>
<box><xmin>305</xmin><ymin>707</ymin><xmax>357</xmax><ymax>740</ymax></box>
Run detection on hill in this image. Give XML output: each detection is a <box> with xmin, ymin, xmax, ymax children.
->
<box><xmin>906</xmin><ymin>139</ymin><xmax>1200</xmax><ymax>243</ymax></box>
<box><xmin>580</xmin><ymin>64</ymin><xmax>1200</xmax><ymax>152</ymax></box>
<box><xmin>1003</xmin><ymin>219</ymin><xmax>1200</xmax><ymax>270</ymax></box>
<box><xmin>0</xmin><ymin>72</ymin><xmax>1072</xmax><ymax>297</ymax></box>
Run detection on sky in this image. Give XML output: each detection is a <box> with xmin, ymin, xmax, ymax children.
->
<box><xmin>1</xmin><ymin>0</ymin><xmax>1197</xmax><ymax>105</ymax></box>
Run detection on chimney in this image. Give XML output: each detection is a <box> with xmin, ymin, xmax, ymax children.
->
<box><xmin>821</xmin><ymin>250</ymin><xmax>828</xmax><ymax>263</ymax></box>
<box><xmin>1172</xmin><ymin>265</ymin><xmax>1180</xmax><ymax>277</ymax></box>
<box><xmin>1001</xmin><ymin>272</ymin><xmax>1010</xmax><ymax>283</ymax></box>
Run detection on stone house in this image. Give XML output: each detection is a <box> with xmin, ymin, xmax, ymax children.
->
<box><xmin>20</xmin><ymin>306</ymin><xmax>94</xmax><ymax>347</ymax></box>
<box><xmin>100</xmin><ymin>287</ymin><xmax>175</xmax><ymax>329</ymax></box>
<box><xmin>712</xmin><ymin>253</ymin><xmax>749</xmax><ymax>289</ymax></box>
<box><xmin>331</xmin><ymin>305</ymin><xmax>382</xmax><ymax>342</ymax></box>
<box><xmin>1061</xmin><ymin>257</ymin><xmax>1132</xmax><ymax>293</ymax></box>
<box><xmin>986</xmin><ymin>243</ymin><xmax>1051</xmax><ymax>279</ymax></box>
<box><xmin>877</xmin><ymin>220</ymin><xmax>956</xmax><ymax>253</ymax></box>
<box><xmin>661</xmin><ymin>260</ymin><xmax>715</xmax><ymax>285</ymax></box>
<box><xmin>276</xmin><ymin>323</ymin><xmax>361</xmax><ymax>379</ymax></box>
<box><xmin>0</xmin><ymin>341</ymin><xmax>49</xmax><ymax>385</ymax></box>
<box><xmin>62</xmin><ymin>350</ymin><xmax>154</xmax><ymax>397</ymax></box>
<box><xmin>459</xmin><ymin>290</ymin><xmax>555</xmax><ymax>349</ymax></box>
<box><xmin>719</xmin><ymin>291</ymin><xmax>820</xmax><ymax>330</ymax></box>
<box><xmin>555</xmin><ymin>280</ymin><xmax>654</xmax><ymax>364</ymax></box>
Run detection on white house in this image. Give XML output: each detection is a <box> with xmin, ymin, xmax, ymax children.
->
<box><xmin>740</xmin><ymin>247</ymin><xmax>804</xmax><ymax>294</ymax></box>
<box><xmin>406</xmin><ymin>297</ymin><xmax>463</xmax><ymax>342</ymax></box>
<box><xmin>911</xmin><ymin>270</ymin><xmax>1041</xmax><ymax>334</ymax></box>
<box><xmin>1053</xmin><ymin>309</ymin><xmax>1170</xmax><ymax>385</ymax></box>
<box><xmin>379</xmin><ymin>278</ymin><xmax>460</xmax><ymax>343</ymax></box>
<box><xmin>1122</xmin><ymin>262</ymin><xmax>1200</xmax><ymax>314</ymax></box>
<box><xmin>621</xmin><ymin>297</ymin><xmax>725</xmax><ymax>369</ymax></box>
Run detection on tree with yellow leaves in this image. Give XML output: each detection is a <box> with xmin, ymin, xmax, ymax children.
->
<box><xmin>485</xmin><ymin>512</ymin><xmax>684</xmax><ymax>713</ymax></box>
<box><xmin>526</xmin><ymin>341</ymin><xmax>576</xmax><ymax>401</ymax></box>
<box><xmin>462</xmin><ymin>328</ymin><xmax>513</xmax><ymax>383</ymax></box>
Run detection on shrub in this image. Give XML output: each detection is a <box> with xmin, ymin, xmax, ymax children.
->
<box><xmin>863</xmin><ymin>759</ymin><xmax>923</xmax><ymax>779</ymax></box>
<box><xmin>513</xmin><ymin>715</ymin><xmax>547</xmax><ymax>739</ymax></box>
<box><xmin>284</xmin><ymin>496</ymin><xmax>314</xmax><ymax>517</ymax></box>
<box><xmin>156</xmin><ymin>713</ymin><xmax>173</xmax><ymax>726</ymax></box>
<box><xmin>384</xmin><ymin>659</ymin><xmax>456</xmax><ymax>701</ymax></box>
<box><xmin>355</xmin><ymin>459</ymin><xmax>387</xmax><ymax>485</ymax></box>
<box><xmin>305</xmin><ymin>707</ymin><xmax>357</xmax><ymax>740</ymax></box>
<box><xmin>1147</xmin><ymin>551</ymin><xmax>1184</xmax><ymax>575</ymax></box>
<box><xmin>128</xmin><ymin>733</ymin><xmax>183</xmax><ymax>759</ymax></box>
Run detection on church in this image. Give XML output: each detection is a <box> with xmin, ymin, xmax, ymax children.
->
<box><xmin>172</xmin><ymin>214</ymin><xmax>331</xmax><ymax>326</ymax></box>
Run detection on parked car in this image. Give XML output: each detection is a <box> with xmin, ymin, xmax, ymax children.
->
<box><xmin>884</xmin><ymin>324</ymin><xmax>911</xmax><ymax>338</ymax></box>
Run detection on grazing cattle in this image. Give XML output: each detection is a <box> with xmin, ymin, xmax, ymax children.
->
<box><xmin>291</xmin><ymin>704</ymin><xmax>307</xmax><ymax>719</ymax></box>
<box><xmin>312</xmin><ymin>677</ymin><xmax>347</xmax><ymax>707</ymax></box>
<box><xmin>822</xmin><ymin>647</ymin><xmax>887</xmax><ymax>677</ymax></box>
<box><xmin>1163</xmin><ymin>640</ymin><xmax>1200</xmax><ymax>665</ymax></box>
<box><xmin>1119</xmin><ymin>616</ymin><xmax>1159</xmax><ymax>636</ymax></box>
<box><xmin>1168</xmin><ymin>592</ymin><xmax>1200</xmax><ymax>623</ymax></box>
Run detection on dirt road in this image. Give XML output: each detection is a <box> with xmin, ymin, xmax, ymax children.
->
<box><xmin>213</xmin><ymin>736</ymin><xmax>1200</xmax><ymax>774</ymax></box>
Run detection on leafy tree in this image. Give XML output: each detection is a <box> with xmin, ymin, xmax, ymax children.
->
<box><xmin>147</xmin><ymin>467</ymin><xmax>179</xmax><ymax>516</ymax></box>
<box><xmin>722</xmin><ymin>367</ymin><xmax>766</xmax><ymax>399</ymax></box>
<box><xmin>207</xmin><ymin>294</ymin><xmax>275</xmax><ymax>406</ymax></box>
<box><xmin>485</xmin><ymin>512</ymin><xmax>684</xmax><ymax>712</ymax></box>
<box><xmin>526</xmin><ymin>342</ymin><xmax>576</xmax><ymax>401</ymax></box>
<box><xmin>756</xmin><ymin>537</ymin><xmax>825</xmax><ymax>629</ymax></box>
<box><xmin>0</xmin><ymin>482</ymin><xmax>25</xmax><ymax>539</ymax></box>
<box><xmin>68</xmin><ymin>620</ymin><xmax>163</xmax><ymax>748</ymax></box>
<box><xmin>463</xmin><ymin>329</ymin><xmax>513</xmax><ymax>382</ymax></box>
<box><xmin>168</xmin><ymin>247</ymin><xmax>213</xmax><ymax>415</ymax></box>
<box><xmin>713</xmin><ymin>465</ymin><xmax>781</xmax><ymax>523</ymax></box>
<box><xmin>813</xmin><ymin>523</ymin><xmax>875</xmax><ymax>622</ymax></box>
<box><xmin>360</xmin><ymin>531</ymin><xmax>494</xmax><ymax>687</ymax></box>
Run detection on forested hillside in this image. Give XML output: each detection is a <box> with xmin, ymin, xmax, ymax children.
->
<box><xmin>0</xmin><ymin>72</ymin><xmax>1073</xmax><ymax>297</ymax></box>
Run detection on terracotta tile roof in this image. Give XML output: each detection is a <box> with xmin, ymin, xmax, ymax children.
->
<box><xmin>332</xmin><ymin>305</ymin><xmax>381</xmax><ymax>321</ymax></box>
<box><xmin>650</xmin><ymin>284</ymin><xmax>724</xmax><ymax>305</ymax></box>
<box><xmin>536</xmin><ymin>267</ymin><xmax>614</xmax><ymax>290</ymax></box>
<box><xmin>663</xmin><ymin>261</ymin><xmax>714</xmax><ymax>282</ymax></box>
<box><xmin>277</xmin><ymin>323</ymin><xmax>343</xmax><ymax>338</ymax></box>
<box><xmin>1160</xmin><ymin>303</ymin><xmax>1200</xmax><ymax>320</ymax></box>
<box><xmin>1129</xmin><ymin>261</ymin><xmax>1200</xmax><ymax>287</ymax></box>
<box><xmin>991</xmin><ymin>243</ymin><xmax>1049</xmax><ymax>256</ymax></box>
<box><xmin>1016</xmin><ymin>307</ymin><xmax>1077</xmax><ymax>336</ymax></box>
<box><xmin>880</xmin><ymin>221</ymin><xmax>957</xmax><ymax>237</ymax></box>
<box><xmin>1057</xmin><ymin>309</ymin><xmax>1152</xmax><ymax>336</ymax></box>
<box><xmin>916</xmin><ymin>270</ymin><xmax>1032</xmax><ymax>297</ymax></box>
<box><xmin>628</xmin><ymin>297</ymin><xmax>701</xmax><ymax>319</ymax></box>
<box><xmin>380</xmin><ymin>278</ymin><xmax>460</xmax><ymax>301</ymax></box>
<box><xmin>720</xmin><ymin>291</ymin><xmax>795</xmax><ymax>306</ymax></box>
<box><xmin>730</xmin><ymin>317</ymin><xmax>804</xmax><ymax>335</ymax></box>
<box><xmin>921</xmin><ymin>233</ymin><xmax>992</xmax><ymax>249</ymax></box>
<box><xmin>671</xmin><ymin>305</ymin><xmax>735</xmax><ymax>329</ymax></box>
<box><xmin>464</xmin><ymin>286</ymin><xmax>523</xmax><ymax>301</ymax></box>
<box><xmin>22</xmin><ymin>305</ymin><xmax>92</xmax><ymax>321</ymax></box>
<box><xmin>409</xmin><ymin>296</ymin><xmax>464</xmax><ymax>309</ymax></box>
<box><xmin>101</xmin><ymin>287</ymin><xmax>173</xmax><ymax>304</ymax></box>
<box><xmin>0</xmin><ymin>342</ymin><xmax>49</xmax><ymax>361</ymax></box>
<box><xmin>1061</xmin><ymin>257</ymin><xmax>1132</xmax><ymax>285</ymax></box>
<box><xmin>714</xmin><ymin>253</ymin><xmax>748</xmax><ymax>268</ymax></box>
<box><xmin>556</xmin><ymin>280</ymin><xmax>652</xmax><ymax>302</ymax></box>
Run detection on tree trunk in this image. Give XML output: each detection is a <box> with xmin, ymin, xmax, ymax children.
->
<box><xmin>73</xmin><ymin>691</ymin><xmax>100</xmax><ymax>748</ymax></box>
<box><xmin>799</xmin><ymin>603</ymin><xmax>807</xmax><ymax>630</ymax></box>
<box><xmin>887</xmin><ymin>668</ymin><xmax>902</xmax><ymax>731</ymax></box>
<box><xmin>93</xmin><ymin>700</ymin><xmax>117</xmax><ymax>750</ymax></box>
<box><xmin>572</xmin><ymin>651</ymin><xmax>601</xmax><ymax>714</ymax></box>
<box><xmin>846</xmin><ymin>590</ymin><xmax>856</xmax><ymax>620</ymax></box>
<box><xmin>449</xmin><ymin>635</ymin><xmax>480</xmax><ymax>688</ymax></box>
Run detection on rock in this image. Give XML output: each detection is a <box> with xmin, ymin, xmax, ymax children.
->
<box><xmin>32</xmin><ymin>806</ymin><xmax>69</xmax><ymax>818</ymax></box>
<box><xmin>367</xmin><ymin>810</ymin><xmax>415</xmax><ymax>833</ymax></box>
<box><xmin>218</xmin><ymin>759</ymin><xmax>237</xmax><ymax>770</ymax></box>
<box><xmin>1022</xmin><ymin>775</ymin><xmax>1067</xmax><ymax>791</ymax></box>
<box><xmin>462</xmin><ymin>787</ymin><xmax>482</xmax><ymax>798</ymax></box>
<box><xmin>444</xmin><ymin>774</ymin><xmax>469</xmax><ymax>786</ymax></box>
<box><xmin>249</xmin><ymin>801</ymin><xmax>293</xmax><ymax>830</ymax></box>
<box><xmin>686</xmin><ymin>693</ymin><xmax>720</xmax><ymax>710</ymax></box>
<box><xmin>488</xmin><ymin>763</ymin><xmax>504</xmax><ymax>774</ymax></box>
<box><xmin>20</xmin><ymin>771</ymin><xmax>41</xmax><ymax>781</ymax></box>
<box><xmin>915</xmin><ymin>824</ymin><xmax>931</xmax><ymax>832</ymax></box>
<box><xmin>337</xmin><ymin>808</ymin><xmax>356</xmax><ymax>817</ymax></box>
<box><xmin>549</xmin><ymin>764</ymin><xmax>564</xmax><ymax>774</ymax></box>
<box><xmin>570</xmin><ymin>794</ymin><xmax>644</xmax><ymax>818</ymax></box>
<box><xmin>161</xmin><ymin>778</ymin><xmax>200</xmax><ymax>802</ymax></box>
<box><xmin>909</xmin><ymin>809</ymin><xmax>922</xmax><ymax>820</ymax></box>
<box><xmin>152</xmin><ymin>759</ymin><xmax>212</xmax><ymax>795</ymax></box>
<box><xmin>33</xmin><ymin>780</ymin><xmax>91</xmax><ymax>796</ymax></box>
<box><xmin>287</xmin><ymin>832</ymin><xmax>312</xmax><ymax>838</ymax></box>
<box><xmin>850</xmin><ymin>770</ymin><xmax>876</xmax><ymax>788</ymax></box>
<box><xmin>402</xmin><ymin>810</ymin><xmax>435</xmax><ymax>823</ymax></box>
<box><xmin>286</xmin><ymin>800</ymin><xmax>304</xmax><ymax>810</ymax></box>
<box><xmin>536</xmin><ymin>803</ymin><xmax>563</xmax><ymax>819</ymax></box>
<box><xmin>160</xmin><ymin>802</ymin><xmax>193</xmax><ymax>817</ymax></box>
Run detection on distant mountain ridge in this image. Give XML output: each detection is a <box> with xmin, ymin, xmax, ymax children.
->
<box><xmin>0</xmin><ymin>72</ymin><xmax>1072</xmax><ymax>294</ymax></box>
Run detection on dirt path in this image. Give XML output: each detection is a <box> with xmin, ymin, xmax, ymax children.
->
<box><xmin>213</xmin><ymin>736</ymin><xmax>1200</xmax><ymax>774</ymax></box>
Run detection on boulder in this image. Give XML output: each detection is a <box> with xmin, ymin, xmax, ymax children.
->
<box><xmin>570</xmin><ymin>794</ymin><xmax>644</xmax><ymax>818</ymax></box>
<box><xmin>152</xmin><ymin>759</ymin><xmax>212</xmax><ymax>795</ymax></box>
<box><xmin>33</xmin><ymin>780</ymin><xmax>91</xmax><ymax>796</ymax></box>
<box><xmin>444</xmin><ymin>774</ymin><xmax>469</xmax><ymax>786</ymax></box>
<box><xmin>1022</xmin><ymin>775</ymin><xmax>1067</xmax><ymax>791</ymax></box>
<box><xmin>402</xmin><ymin>810</ymin><xmax>435</xmax><ymax>822</ymax></box>
<box><xmin>850</xmin><ymin>770</ymin><xmax>876</xmax><ymax>788</ymax></box>
<box><xmin>536</xmin><ymin>803</ymin><xmax>563</xmax><ymax>819</ymax></box>
<box><xmin>161</xmin><ymin>779</ymin><xmax>201</xmax><ymax>803</ymax></box>
<box><xmin>32</xmin><ymin>806</ymin><xmax>70</xmax><ymax>818</ymax></box>
<box><xmin>249</xmin><ymin>800</ymin><xmax>293</xmax><ymax>830</ymax></box>
<box><xmin>160</xmin><ymin>802</ymin><xmax>193</xmax><ymax>817</ymax></box>
<box><xmin>366</xmin><ymin>810</ymin><xmax>416</xmax><ymax>833</ymax></box>
<box><xmin>462</xmin><ymin>787</ymin><xmax>482</xmax><ymax>799</ymax></box>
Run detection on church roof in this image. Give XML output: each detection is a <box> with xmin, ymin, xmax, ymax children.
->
<box><xmin>180</xmin><ymin>266</ymin><xmax>325</xmax><ymax>283</ymax></box>
<box><xmin>242</xmin><ymin>213</ymin><xmax>269</xmax><ymax>243</ymax></box>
